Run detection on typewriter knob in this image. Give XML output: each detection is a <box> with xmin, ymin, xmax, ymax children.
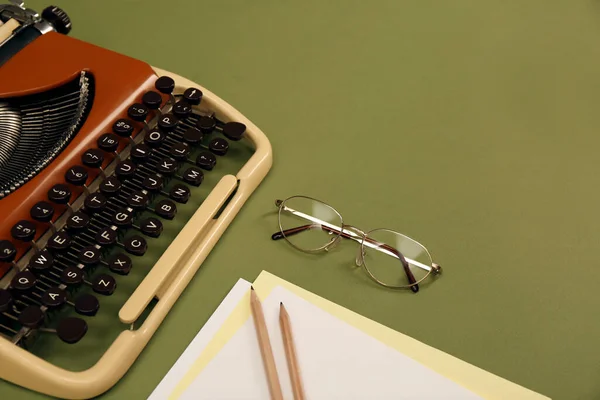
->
<box><xmin>155</xmin><ymin>76</ymin><xmax>175</xmax><ymax>94</ymax></box>
<box><xmin>42</xmin><ymin>6</ymin><xmax>72</xmax><ymax>35</ymax></box>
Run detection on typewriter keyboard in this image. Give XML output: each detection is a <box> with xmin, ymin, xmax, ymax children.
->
<box><xmin>0</xmin><ymin>76</ymin><xmax>255</xmax><ymax>371</ymax></box>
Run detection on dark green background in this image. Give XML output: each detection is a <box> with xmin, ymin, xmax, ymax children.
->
<box><xmin>4</xmin><ymin>1</ymin><xmax>600</xmax><ymax>399</ymax></box>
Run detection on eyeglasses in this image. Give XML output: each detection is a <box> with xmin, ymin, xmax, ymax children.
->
<box><xmin>271</xmin><ymin>195</ymin><xmax>442</xmax><ymax>293</ymax></box>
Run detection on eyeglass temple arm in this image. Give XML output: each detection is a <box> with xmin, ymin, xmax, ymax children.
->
<box><xmin>272</xmin><ymin>224</ymin><xmax>419</xmax><ymax>293</ymax></box>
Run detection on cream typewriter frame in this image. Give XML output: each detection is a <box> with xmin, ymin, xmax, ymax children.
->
<box><xmin>0</xmin><ymin>67</ymin><xmax>273</xmax><ymax>399</ymax></box>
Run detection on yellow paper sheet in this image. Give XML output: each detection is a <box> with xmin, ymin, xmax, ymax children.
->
<box><xmin>169</xmin><ymin>271</ymin><xmax>550</xmax><ymax>399</ymax></box>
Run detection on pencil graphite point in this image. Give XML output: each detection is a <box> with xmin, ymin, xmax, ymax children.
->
<box><xmin>251</xmin><ymin>286</ymin><xmax>254</xmax><ymax>291</ymax></box>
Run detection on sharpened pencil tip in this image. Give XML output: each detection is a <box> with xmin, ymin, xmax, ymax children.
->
<box><xmin>280</xmin><ymin>302</ymin><xmax>283</xmax><ymax>306</ymax></box>
<box><xmin>251</xmin><ymin>286</ymin><xmax>254</xmax><ymax>291</ymax></box>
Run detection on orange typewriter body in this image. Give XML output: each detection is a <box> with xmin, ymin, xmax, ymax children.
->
<box><xmin>0</xmin><ymin>3</ymin><xmax>272</xmax><ymax>398</ymax></box>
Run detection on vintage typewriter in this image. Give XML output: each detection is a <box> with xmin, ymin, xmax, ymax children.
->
<box><xmin>0</xmin><ymin>2</ymin><xmax>272</xmax><ymax>398</ymax></box>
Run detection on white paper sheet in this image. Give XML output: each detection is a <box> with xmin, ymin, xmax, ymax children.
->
<box><xmin>178</xmin><ymin>285</ymin><xmax>482</xmax><ymax>400</ymax></box>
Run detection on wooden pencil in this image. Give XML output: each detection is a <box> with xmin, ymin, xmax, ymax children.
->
<box><xmin>250</xmin><ymin>287</ymin><xmax>284</xmax><ymax>400</ymax></box>
<box><xmin>280</xmin><ymin>302</ymin><xmax>306</xmax><ymax>400</ymax></box>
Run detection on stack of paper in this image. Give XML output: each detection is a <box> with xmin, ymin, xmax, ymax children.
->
<box><xmin>149</xmin><ymin>271</ymin><xmax>550</xmax><ymax>400</ymax></box>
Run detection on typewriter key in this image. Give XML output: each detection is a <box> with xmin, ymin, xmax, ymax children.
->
<box><xmin>127</xmin><ymin>191</ymin><xmax>149</xmax><ymax>209</ymax></box>
<box><xmin>18</xmin><ymin>306</ymin><xmax>45</xmax><ymax>329</ymax></box>
<box><xmin>11</xmin><ymin>271</ymin><xmax>37</xmax><ymax>291</ymax></box>
<box><xmin>57</xmin><ymin>317</ymin><xmax>88</xmax><ymax>344</ymax></box>
<box><xmin>158</xmin><ymin>113</ymin><xmax>179</xmax><ymax>132</ymax></box>
<box><xmin>169</xmin><ymin>184</ymin><xmax>191</xmax><ymax>204</ymax></box>
<box><xmin>84</xmin><ymin>192</ymin><xmax>107</xmax><ymax>213</ymax></box>
<box><xmin>128</xmin><ymin>103</ymin><xmax>149</xmax><ymax>122</ymax></box>
<box><xmin>0</xmin><ymin>240</ymin><xmax>17</xmax><ymax>262</ymax></box>
<box><xmin>30</xmin><ymin>201</ymin><xmax>55</xmax><ymax>223</ymax></box>
<box><xmin>47</xmin><ymin>231</ymin><xmax>72</xmax><ymax>251</ymax></box>
<box><xmin>66</xmin><ymin>211</ymin><xmax>90</xmax><ymax>232</ymax></box>
<box><xmin>0</xmin><ymin>289</ymin><xmax>13</xmax><ymax>312</ymax></box>
<box><xmin>145</xmin><ymin>129</ymin><xmax>166</xmax><ymax>148</ymax></box>
<box><xmin>81</xmin><ymin>149</ymin><xmax>105</xmax><ymax>168</ymax></box>
<box><xmin>139</xmin><ymin>218</ymin><xmax>163</xmax><ymax>238</ymax></box>
<box><xmin>142</xmin><ymin>90</ymin><xmax>163</xmax><ymax>110</ymax></box>
<box><xmin>96</xmin><ymin>227</ymin><xmax>117</xmax><ymax>246</ymax></box>
<box><xmin>107</xmin><ymin>253</ymin><xmax>132</xmax><ymax>275</ymax></box>
<box><xmin>74</xmin><ymin>294</ymin><xmax>100</xmax><ymax>316</ymax></box>
<box><xmin>124</xmin><ymin>236</ymin><xmax>147</xmax><ymax>256</ymax></box>
<box><xmin>65</xmin><ymin>166</ymin><xmax>88</xmax><ymax>186</ymax></box>
<box><xmin>92</xmin><ymin>274</ymin><xmax>117</xmax><ymax>295</ymax></box>
<box><xmin>115</xmin><ymin>160</ymin><xmax>137</xmax><ymax>179</ymax></box>
<box><xmin>183</xmin><ymin>128</ymin><xmax>203</xmax><ymax>146</ymax></box>
<box><xmin>60</xmin><ymin>266</ymin><xmax>84</xmax><ymax>286</ymax></box>
<box><xmin>156</xmin><ymin>158</ymin><xmax>178</xmax><ymax>175</ymax></box>
<box><xmin>183</xmin><ymin>87</ymin><xmax>202</xmax><ymax>105</ymax></box>
<box><xmin>209</xmin><ymin>138</ymin><xmax>229</xmax><ymax>156</ymax></box>
<box><xmin>113</xmin><ymin>208</ymin><xmax>134</xmax><ymax>227</ymax></box>
<box><xmin>222</xmin><ymin>121</ymin><xmax>246</xmax><ymax>141</ymax></box>
<box><xmin>100</xmin><ymin>176</ymin><xmax>122</xmax><ymax>196</ymax></box>
<box><xmin>97</xmin><ymin>133</ymin><xmax>120</xmax><ymax>153</ymax></box>
<box><xmin>78</xmin><ymin>246</ymin><xmax>102</xmax><ymax>266</ymax></box>
<box><xmin>196</xmin><ymin>151</ymin><xmax>217</xmax><ymax>170</ymax></box>
<box><xmin>169</xmin><ymin>142</ymin><xmax>191</xmax><ymax>160</ymax></box>
<box><xmin>48</xmin><ymin>184</ymin><xmax>72</xmax><ymax>204</ymax></box>
<box><xmin>143</xmin><ymin>174</ymin><xmax>164</xmax><ymax>192</ymax></box>
<box><xmin>155</xmin><ymin>199</ymin><xmax>177</xmax><ymax>220</ymax></box>
<box><xmin>41</xmin><ymin>287</ymin><xmax>67</xmax><ymax>309</ymax></box>
<box><xmin>130</xmin><ymin>144</ymin><xmax>152</xmax><ymax>164</ymax></box>
<box><xmin>182</xmin><ymin>167</ymin><xmax>204</xmax><ymax>187</ymax></box>
<box><xmin>29</xmin><ymin>250</ymin><xmax>53</xmax><ymax>271</ymax></box>
<box><xmin>173</xmin><ymin>101</ymin><xmax>192</xmax><ymax>119</ymax></box>
<box><xmin>155</xmin><ymin>76</ymin><xmax>175</xmax><ymax>94</ymax></box>
<box><xmin>197</xmin><ymin>116</ymin><xmax>216</xmax><ymax>134</ymax></box>
<box><xmin>113</xmin><ymin>118</ymin><xmax>135</xmax><ymax>137</ymax></box>
<box><xmin>11</xmin><ymin>220</ymin><xmax>36</xmax><ymax>242</ymax></box>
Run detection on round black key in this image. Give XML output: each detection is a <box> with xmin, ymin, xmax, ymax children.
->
<box><xmin>130</xmin><ymin>143</ymin><xmax>152</xmax><ymax>163</ymax></box>
<box><xmin>92</xmin><ymin>274</ymin><xmax>117</xmax><ymax>295</ymax></box>
<box><xmin>97</xmin><ymin>133</ymin><xmax>120</xmax><ymax>152</ymax></box>
<box><xmin>173</xmin><ymin>100</ymin><xmax>192</xmax><ymax>118</ymax></box>
<box><xmin>196</xmin><ymin>116</ymin><xmax>216</xmax><ymax>134</ymax></box>
<box><xmin>108</xmin><ymin>253</ymin><xmax>132</xmax><ymax>275</ymax></box>
<box><xmin>0</xmin><ymin>289</ymin><xmax>13</xmax><ymax>312</ymax></box>
<box><xmin>182</xmin><ymin>167</ymin><xmax>204</xmax><ymax>187</ymax></box>
<box><xmin>100</xmin><ymin>176</ymin><xmax>122</xmax><ymax>196</ymax></box>
<box><xmin>183</xmin><ymin>128</ymin><xmax>203</xmax><ymax>146</ymax></box>
<box><xmin>140</xmin><ymin>218</ymin><xmax>163</xmax><ymax>238</ymax></box>
<box><xmin>143</xmin><ymin>174</ymin><xmax>163</xmax><ymax>191</ymax></box>
<box><xmin>209</xmin><ymin>137</ymin><xmax>229</xmax><ymax>156</ymax></box>
<box><xmin>158</xmin><ymin>113</ymin><xmax>178</xmax><ymax>132</ymax></box>
<box><xmin>41</xmin><ymin>287</ymin><xmax>67</xmax><ymax>308</ymax></box>
<box><xmin>127</xmin><ymin>103</ymin><xmax>149</xmax><ymax>122</ymax></box>
<box><xmin>113</xmin><ymin>208</ymin><xmax>134</xmax><ymax>227</ymax></box>
<box><xmin>124</xmin><ymin>235</ymin><xmax>147</xmax><ymax>256</ymax></box>
<box><xmin>222</xmin><ymin>121</ymin><xmax>246</xmax><ymax>141</ymax></box>
<box><xmin>81</xmin><ymin>148</ymin><xmax>105</xmax><ymax>168</ymax></box>
<box><xmin>169</xmin><ymin>142</ymin><xmax>191</xmax><ymax>160</ymax></box>
<box><xmin>11</xmin><ymin>220</ymin><xmax>36</xmax><ymax>242</ymax></box>
<box><xmin>113</xmin><ymin>118</ymin><xmax>135</xmax><ymax>137</ymax></box>
<box><xmin>74</xmin><ymin>294</ymin><xmax>99</xmax><ymax>316</ymax></box>
<box><xmin>29</xmin><ymin>250</ymin><xmax>53</xmax><ymax>271</ymax></box>
<box><xmin>61</xmin><ymin>266</ymin><xmax>84</xmax><ymax>285</ymax></box>
<box><xmin>65</xmin><ymin>166</ymin><xmax>88</xmax><ymax>186</ymax></box>
<box><xmin>78</xmin><ymin>246</ymin><xmax>102</xmax><ymax>266</ymax></box>
<box><xmin>30</xmin><ymin>201</ymin><xmax>55</xmax><ymax>222</ymax></box>
<box><xmin>183</xmin><ymin>87</ymin><xmax>202</xmax><ymax>105</ymax></box>
<box><xmin>0</xmin><ymin>240</ymin><xmax>16</xmax><ymax>262</ymax></box>
<box><xmin>48</xmin><ymin>184</ymin><xmax>71</xmax><ymax>204</ymax></box>
<box><xmin>127</xmin><ymin>191</ymin><xmax>149</xmax><ymax>209</ymax></box>
<box><xmin>170</xmin><ymin>184</ymin><xmax>191</xmax><ymax>204</ymax></box>
<box><xmin>196</xmin><ymin>151</ymin><xmax>217</xmax><ymax>170</ymax></box>
<box><xmin>142</xmin><ymin>90</ymin><xmax>162</xmax><ymax>110</ymax></box>
<box><xmin>155</xmin><ymin>76</ymin><xmax>175</xmax><ymax>94</ymax></box>
<box><xmin>96</xmin><ymin>227</ymin><xmax>117</xmax><ymax>246</ymax></box>
<box><xmin>84</xmin><ymin>192</ymin><xmax>107</xmax><ymax>213</ymax></box>
<box><xmin>156</xmin><ymin>158</ymin><xmax>178</xmax><ymax>175</ymax></box>
<box><xmin>115</xmin><ymin>160</ymin><xmax>137</xmax><ymax>179</ymax></box>
<box><xmin>18</xmin><ymin>305</ymin><xmax>44</xmax><ymax>329</ymax></box>
<box><xmin>11</xmin><ymin>271</ymin><xmax>36</xmax><ymax>291</ymax></box>
<box><xmin>57</xmin><ymin>317</ymin><xmax>88</xmax><ymax>344</ymax></box>
<box><xmin>145</xmin><ymin>129</ymin><xmax>166</xmax><ymax>148</ymax></box>
<box><xmin>155</xmin><ymin>199</ymin><xmax>177</xmax><ymax>220</ymax></box>
<box><xmin>47</xmin><ymin>231</ymin><xmax>71</xmax><ymax>251</ymax></box>
<box><xmin>65</xmin><ymin>211</ymin><xmax>90</xmax><ymax>232</ymax></box>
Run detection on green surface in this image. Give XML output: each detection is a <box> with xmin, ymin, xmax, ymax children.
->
<box><xmin>4</xmin><ymin>1</ymin><xmax>600</xmax><ymax>399</ymax></box>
